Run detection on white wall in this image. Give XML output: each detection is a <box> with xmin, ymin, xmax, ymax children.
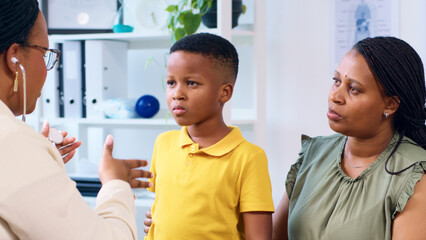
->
<box><xmin>265</xmin><ymin>0</ymin><xmax>426</xmax><ymax>206</ymax></box>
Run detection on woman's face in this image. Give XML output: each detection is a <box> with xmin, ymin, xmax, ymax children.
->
<box><xmin>12</xmin><ymin>11</ymin><xmax>49</xmax><ymax>115</ymax></box>
<box><xmin>327</xmin><ymin>49</ymin><xmax>389</xmax><ymax>138</ymax></box>
<box><xmin>23</xmin><ymin>11</ymin><xmax>49</xmax><ymax>113</ymax></box>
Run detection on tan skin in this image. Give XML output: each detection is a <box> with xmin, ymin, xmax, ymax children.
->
<box><xmin>0</xmin><ymin>11</ymin><xmax>152</xmax><ymax>187</ymax></box>
<box><xmin>272</xmin><ymin>49</ymin><xmax>426</xmax><ymax>240</ymax></box>
<box><xmin>144</xmin><ymin>50</ymin><xmax>272</xmax><ymax>239</ymax></box>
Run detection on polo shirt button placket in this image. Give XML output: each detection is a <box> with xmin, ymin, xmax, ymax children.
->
<box><xmin>187</xmin><ymin>145</ymin><xmax>197</xmax><ymax>167</ymax></box>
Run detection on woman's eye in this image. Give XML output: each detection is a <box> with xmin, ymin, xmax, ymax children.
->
<box><xmin>350</xmin><ymin>86</ymin><xmax>360</xmax><ymax>94</ymax></box>
<box><xmin>332</xmin><ymin>77</ymin><xmax>341</xmax><ymax>86</ymax></box>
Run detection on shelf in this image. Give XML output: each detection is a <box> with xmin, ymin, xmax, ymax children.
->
<box><xmin>49</xmin><ymin>24</ymin><xmax>254</xmax><ymax>48</ymax></box>
<box><xmin>43</xmin><ymin>109</ymin><xmax>256</xmax><ymax>127</ymax></box>
<box><xmin>42</xmin><ymin>117</ymin><xmax>178</xmax><ymax>127</ymax></box>
<box><xmin>79</xmin><ymin>118</ymin><xmax>177</xmax><ymax>127</ymax></box>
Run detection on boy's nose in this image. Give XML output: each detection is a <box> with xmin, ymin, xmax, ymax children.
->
<box><xmin>173</xmin><ymin>87</ymin><xmax>185</xmax><ymax>100</ymax></box>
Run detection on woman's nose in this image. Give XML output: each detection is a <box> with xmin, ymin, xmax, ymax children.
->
<box><xmin>329</xmin><ymin>87</ymin><xmax>345</xmax><ymax>104</ymax></box>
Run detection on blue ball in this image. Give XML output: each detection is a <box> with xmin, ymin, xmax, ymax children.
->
<box><xmin>135</xmin><ymin>95</ymin><xmax>160</xmax><ymax>118</ymax></box>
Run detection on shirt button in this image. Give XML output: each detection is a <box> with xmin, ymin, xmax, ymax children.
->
<box><xmin>186</xmin><ymin>161</ymin><xmax>191</xmax><ymax>166</ymax></box>
<box><xmin>191</xmin><ymin>145</ymin><xmax>196</xmax><ymax>151</ymax></box>
<box><xmin>189</xmin><ymin>153</ymin><xmax>194</xmax><ymax>158</ymax></box>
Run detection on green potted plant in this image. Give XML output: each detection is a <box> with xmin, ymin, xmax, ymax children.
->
<box><xmin>201</xmin><ymin>0</ymin><xmax>246</xmax><ymax>29</ymax></box>
<box><xmin>166</xmin><ymin>0</ymin><xmax>213</xmax><ymax>43</ymax></box>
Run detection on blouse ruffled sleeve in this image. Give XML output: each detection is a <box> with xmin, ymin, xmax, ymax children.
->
<box><xmin>392</xmin><ymin>161</ymin><xmax>426</xmax><ymax>219</ymax></box>
<box><xmin>285</xmin><ymin>134</ymin><xmax>312</xmax><ymax>198</ymax></box>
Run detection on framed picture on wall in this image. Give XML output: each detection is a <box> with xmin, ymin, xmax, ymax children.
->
<box><xmin>42</xmin><ymin>0</ymin><xmax>119</xmax><ymax>34</ymax></box>
<box><xmin>330</xmin><ymin>0</ymin><xmax>399</xmax><ymax>71</ymax></box>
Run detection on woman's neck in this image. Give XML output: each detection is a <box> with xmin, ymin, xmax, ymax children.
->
<box><xmin>345</xmin><ymin>129</ymin><xmax>395</xmax><ymax>160</ymax></box>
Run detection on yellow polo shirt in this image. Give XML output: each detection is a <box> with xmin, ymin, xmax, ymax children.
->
<box><xmin>145</xmin><ymin>126</ymin><xmax>274</xmax><ymax>240</ymax></box>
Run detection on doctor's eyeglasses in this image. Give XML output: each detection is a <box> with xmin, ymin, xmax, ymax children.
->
<box><xmin>18</xmin><ymin>43</ymin><xmax>61</xmax><ymax>71</ymax></box>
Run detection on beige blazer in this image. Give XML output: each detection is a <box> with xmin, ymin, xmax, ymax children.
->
<box><xmin>0</xmin><ymin>100</ymin><xmax>137</xmax><ymax>240</ymax></box>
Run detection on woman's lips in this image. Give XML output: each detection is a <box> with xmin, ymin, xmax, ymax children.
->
<box><xmin>327</xmin><ymin>109</ymin><xmax>342</xmax><ymax>120</ymax></box>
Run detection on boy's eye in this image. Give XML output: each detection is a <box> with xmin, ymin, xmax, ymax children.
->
<box><xmin>186</xmin><ymin>81</ymin><xmax>198</xmax><ymax>86</ymax></box>
<box><xmin>166</xmin><ymin>80</ymin><xmax>175</xmax><ymax>86</ymax></box>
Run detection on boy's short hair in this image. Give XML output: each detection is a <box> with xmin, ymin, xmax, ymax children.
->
<box><xmin>170</xmin><ymin>32</ymin><xmax>239</xmax><ymax>83</ymax></box>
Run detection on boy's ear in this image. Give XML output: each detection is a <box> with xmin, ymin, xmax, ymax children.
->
<box><xmin>219</xmin><ymin>83</ymin><xmax>234</xmax><ymax>104</ymax></box>
<box><xmin>384</xmin><ymin>95</ymin><xmax>400</xmax><ymax>116</ymax></box>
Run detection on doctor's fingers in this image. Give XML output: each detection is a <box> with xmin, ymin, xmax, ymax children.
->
<box><xmin>62</xmin><ymin>150</ymin><xmax>76</xmax><ymax>164</ymax></box>
<box><xmin>58</xmin><ymin>135</ymin><xmax>78</xmax><ymax>147</ymax></box>
<box><xmin>122</xmin><ymin>159</ymin><xmax>150</xmax><ymax>169</ymax></box>
<box><xmin>58</xmin><ymin>141</ymin><xmax>82</xmax><ymax>157</ymax></box>
<box><xmin>129</xmin><ymin>178</ymin><xmax>151</xmax><ymax>188</ymax></box>
<box><xmin>40</xmin><ymin>120</ymin><xmax>50</xmax><ymax>137</ymax></box>
<box><xmin>130</xmin><ymin>168</ymin><xmax>153</xmax><ymax>179</ymax></box>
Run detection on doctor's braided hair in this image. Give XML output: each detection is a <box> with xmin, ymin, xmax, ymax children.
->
<box><xmin>354</xmin><ymin>36</ymin><xmax>426</xmax><ymax>174</ymax></box>
<box><xmin>0</xmin><ymin>0</ymin><xmax>39</xmax><ymax>53</ymax></box>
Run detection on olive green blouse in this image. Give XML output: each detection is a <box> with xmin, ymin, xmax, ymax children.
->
<box><xmin>286</xmin><ymin>133</ymin><xmax>425</xmax><ymax>240</ymax></box>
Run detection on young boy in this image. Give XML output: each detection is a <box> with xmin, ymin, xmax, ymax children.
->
<box><xmin>145</xmin><ymin>33</ymin><xmax>274</xmax><ymax>239</ymax></box>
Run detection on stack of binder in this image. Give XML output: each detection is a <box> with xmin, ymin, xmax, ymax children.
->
<box><xmin>71</xmin><ymin>176</ymin><xmax>102</xmax><ymax>197</ymax></box>
<box><xmin>42</xmin><ymin>40</ymin><xmax>128</xmax><ymax>119</ymax></box>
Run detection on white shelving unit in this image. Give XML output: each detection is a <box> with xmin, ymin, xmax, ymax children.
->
<box><xmin>36</xmin><ymin>1</ymin><xmax>265</xmax><ymax>238</ymax></box>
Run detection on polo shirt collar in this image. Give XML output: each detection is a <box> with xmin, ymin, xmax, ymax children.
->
<box><xmin>178</xmin><ymin>126</ymin><xmax>245</xmax><ymax>157</ymax></box>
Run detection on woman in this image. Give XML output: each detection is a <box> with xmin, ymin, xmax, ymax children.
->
<box><xmin>0</xmin><ymin>1</ymin><xmax>152</xmax><ymax>239</ymax></box>
<box><xmin>272</xmin><ymin>37</ymin><xmax>426</xmax><ymax>239</ymax></box>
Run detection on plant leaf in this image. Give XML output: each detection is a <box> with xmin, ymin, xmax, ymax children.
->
<box><xmin>145</xmin><ymin>56</ymin><xmax>153</xmax><ymax>70</ymax></box>
<box><xmin>174</xmin><ymin>28</ymin><xmax>186</xmax><ymax>42</ymax></box>
<box><xmin>178</xmin><ymin>0</ymin><xmax>187</xmax><ymax>10</ymax></box>
<box><xmin>165</xmin><ymin>5</ymin><xmax>178</xmax><ymax>13</ymax></box>
<box><xmin>200</xmin><ymin>0</ymin><xmax>213</xmax><ymax>15</ymax></box>
<box><xmin>161</xmin><ymin>73</ymin><xmax>166</xmax><ymax>91</ymax></box>
<box><xmin>177</xmin><ymin>10</ymin><xmax>190</xmax><ymax>25</ymax></box>
<box><xmin>242</xmin><ymin>4</ymin><xmax>246</xmax><ymax>14</ymax></box>
<box><xmin>197</xmin><ymin>0</ymin><xmax>205</xmax><ymax>9</ymax></box>
<box><xmin>183</xmin><ymin>13</ymin><xmax>201</xmax><ymax>35</ymax></box>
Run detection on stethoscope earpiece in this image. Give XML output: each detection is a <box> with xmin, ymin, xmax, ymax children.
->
<box><xmin>11</xmin><ymin>57</ymin><xmax>19</xmax><ymax>64</ymax></box>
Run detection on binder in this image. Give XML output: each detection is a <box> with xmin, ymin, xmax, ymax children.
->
<box><xmin>58</xmin><ymin>43</ymin><xmax>64</xmax><ymax>117</ymax></box>
<box><xmin>62</xmin><ymin>41</ymin><xmax>85</xmax><ymax>118</ymax></box>
<box><xmin>41</xmin><ymin>43</ymin><xmax>61</xmax><ymax>118</ymax></box>
<box><xmin>85</xmin><ymin>40</ymin><xmax>128</xmax><ymax>118</ymax></box>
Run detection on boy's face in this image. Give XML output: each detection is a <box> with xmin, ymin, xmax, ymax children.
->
<box><xmin>166</xmin><ymin>51</ymin><xmax>232</xmax><ymax>126</ymax></box>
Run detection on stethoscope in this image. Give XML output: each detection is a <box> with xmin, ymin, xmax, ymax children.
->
<box><xmin>12</xmin><ymin>57</ymin><xmax>64</xmax><ymax>144</ymax></box>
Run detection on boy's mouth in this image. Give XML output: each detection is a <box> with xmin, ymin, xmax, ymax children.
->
<box><xmin>172</xmin><ymin>106</ymin><xmax>186</xmax><ymax>115</ymax></box>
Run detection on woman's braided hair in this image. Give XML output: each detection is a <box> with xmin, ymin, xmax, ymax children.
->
<box><xmin>354</xmin><ymin>36</ymin><xmax>426</xmax><ymax>174</ymax></box>
<box><xmin>0</xmin><ymin>0</ymin><xmax>39</xmax><ymax>53</ymax></box>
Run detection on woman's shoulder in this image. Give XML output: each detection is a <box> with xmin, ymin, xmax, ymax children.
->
<box><xmin>300</xmin><ymin>133</ymin><xmax>346</xmax><ymax>154</ymax></box>
<box><xmin>393</xmin><ymin>136</ymin><xmax>426</xmax><ymax>164</ymax></box>
<box><xmin>0</xmin><ymin>113</ymin><xmax>38</xmax><ymax>142</ymax></box>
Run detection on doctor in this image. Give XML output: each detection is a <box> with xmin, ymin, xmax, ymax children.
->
<box><xmin>0</xmin><ymin>0</ymin><xmax>152</xmax><ymax>239</ymax></box>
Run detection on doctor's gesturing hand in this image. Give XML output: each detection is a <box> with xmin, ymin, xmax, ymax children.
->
<box><xmin>99</xmin><ymin>135</ymin><xmax>153</xmax><ymax>187</ymax></box>
<box><xmin>40</xmin><ymin>120</ymin><xmax>82</xmax><ymax>164</ymax></box>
